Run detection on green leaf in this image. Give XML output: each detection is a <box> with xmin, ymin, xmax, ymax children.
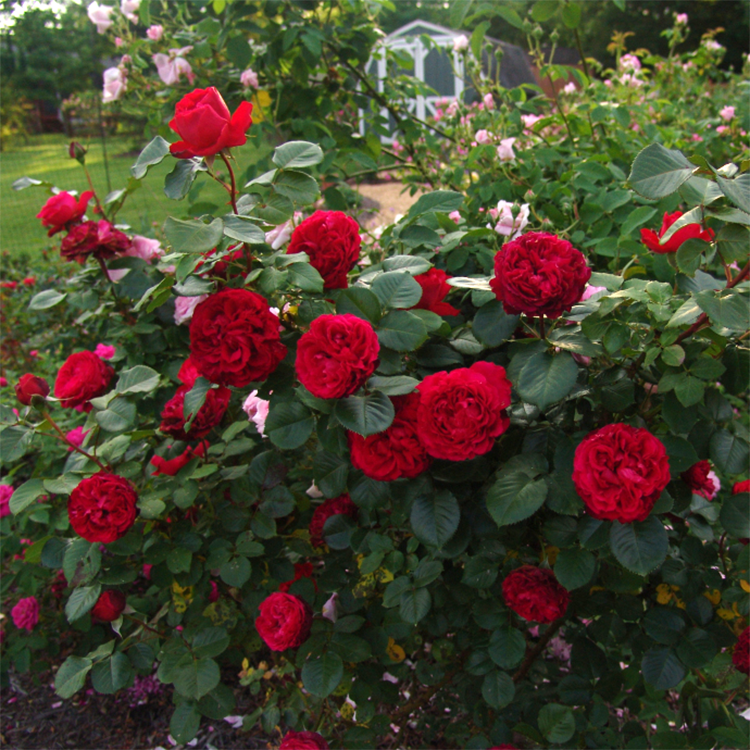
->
<box><xmin>272</xmin><ymin>141</ymin><xmax>324</xmax><ymax>169</ymax></box>
<box><xmin>265</xmin><ymin>402</ymin><xmax>314</xmax><ymax>449</ymax></box>
<box><xmin>676</xmin><ymin>629</ymin><xmax>716</xmax><ymax>668</ymax></box>
<box><xmin>660</xmin><ymin>435</ymin><xmax>698</xmax><ymax>474</ymax></box>
<box><xmin>65</xmin><ymin>584</ymin><xmax>101</xmax><ymax>622</ymax></box>
<box><xmin>531</xmin><ymin>0</ymin><xmax>559</xmax><ymax>22</ymax></box>
<box><xmin>219</xmin><ymin>557</ymin><xmax>251</xmax><ymax>587</ymax></box>
<box><xmin>407</xmin><ymin>190</ymin><xmax>464</xmax><ymax>218</ymax></box>
<box><xmin>561</xmin><ymin>2</ymin><xmax>581</xmax><ymax>28</ymax></box>
<box><xmin>333</xmin><ymin>392</ymin><xmax>395</xmax><ymax>437</ymax></box>
<box><xmin>609</xmin><ymin>516</ymin><xmax>668</xmax><ymax>576</ymax></box>
<box><xmin>538</xmin><ymin>703</ymin><xmax>576</xmax><ymax>744</ymax></box>
<box><xmin>481</xmin><ymin>669</ymin><xmax>515</xmax><ymax>709</ymax></box>
<box><xmin>288</xmin><ymin>263</ymin><xmax>324</xmax><ymax>293</ymax></box>
<box><xmin>620</xmin><ymin>206</ymin><xmax>657</xmax><ymax>237</ymax></box>
<box><xmin>695</xmin><ymin>289</ymin><xmax>750</xmax><ymax>332</ymax></box>
<box><xmin>486</xmin><ymin>461</ymin><xmax>548</xmax><ymax>528</ymax></box>
<box><xmin>371</xmin><ymin>272</ymin><xmax>423</xmax><ymax>309</ymax></box>
<box><xmin>336</xmin><ymin>287</ymin><xmax>382</xmax><ymax>324</ymax></box>
<box><xmin>366</xmin><ymin>375</ymin><xmax>419</xmax><ymax>396</ymax></box>
<box><xmin>472</xmin><ymin>300</ymin><xmax>519</xmax><ymax>347</ymax></box>
<box><xmin>28</xmin><ymin>289</ymin><xmax>66</xmax><ymax>310</ymax></box>
<box><xmin>173</xmin><ymin>657</ymin><xmax>220</xmax><ymax>700</ymax></box>
<box><xmin>273</xmin><ymin>170</ymin><xmax>320</xmax><ymax>204</ymax></box>
<box><xmin>63</xmin><ymin>539</ymin><xmax>101</xmax><ymax>587</ymax></box>
<box><xmin>170</xmin><ymin>702</ymin><xmax>201</xmax><ymax>745</ymax></box>
<box><xmin>164</xmin><ymin>217</ymin><xmax>223</xmax><ymax>254</ymax></box>
<box><xmin>376</xmin><ymin>310</ymin><xmax>428</xmax><ymax>351</ymax></box>
<box><xmin>488</xmin><ymin>626</ymin><xmax>526</xmax><ymax>669</ymax></box>
<box><xmin>91</xmin><ymin>653</ymin><xmax>133</xmax><ymax>694</ymax></box>
<box><xmin>314</xmin><ymin>451</ymin><xmax>349</xmax><ymax>498</ymax></box>
<box><xmin>720</xmin><ymin>494</ymin><xmax>750</xmax><ymax>538</ymax></box>
<box><xmin>716</xmin><ymin>172</ymin><xmax>750</xmax><ymax>214</ymax></box>
<box><xmin>183</xmin><ymin>377</ymin><xmax>212</xmax><ymax>429</ymax></box>
<box><xmin>55</xmin><ymin>656</ymin><xmax>92</xmax><ymax>698</ymax></box>
<box><xmin>222</xmin><ymin>215</ymin><xmax>266</xmax><ymax>244</ymax></box>
<box><xmin>510</xmin><ymin>350</ymin><xmax>579</xmax><ymax>411</ymax></box>
<box><xmin>629</xmin><ymin>143</ymin><xmax>693</xmax><ymax>200</ymax></box>
<box><xmin>116</xmin><ymin>365</ymin><xmax>160</xmax><ymax>395</ymax></box>
<box><xmin>96</xmin><ymin>398</ymin><xmax>136</xmax><ymax>433</ymax></box>
<box><xmin>9</xmin><ymin>478</ymin><xmax>46</xmax><ymax>514</ymax></box>
<box><xmin>164</xmin><ymin>158</ymin><xmax>206</xmax><ymax>200</ymax></box>
<box><xmin>676</xmin><ymin>238</ymin><xmax>709</xmax><ymax>276</ymax></box>
<box><xmin>330</xmin><ymin>633</ymin><xmax>372</xmax><ymax>663</ymax></box>
<box><xmin>674</xmin><ymin>376</ymin><xmax>705</xmax><ymax>408</ymax></box>
<box><xmin>716</xmin><ymin>224</ymin><xmax>750</xmax><ymax>263</ymax></box>
<box><xmin>322</xmin><ymin>513</ymin><xmax>357</xmax><ymax>549</ymax></box>
<box><xmin>12</xmin><ymin>176</ymin><xmax>44</xmax><ymax>190</ymax></box>
<box><xmin>0</xmin><ymin>426</ymin><xmax>32</xmax><ymax>462</ymax></box>
<box><xmin>678</xmin><ymin>176</ymin><xmax>723</xmax><ymax>206</ymax></box>
<box><xmin>382</xmin><ymin>255</ymin><xmax>432</xmax><ymax>275</ymax></box>
<box><xmin>193</xmin><ymin>627</ymin><xmax>230</xmax><ymax>659</ymax></box>
<box><xmin>554</xmin><ymin>548</ymin><xmax>595</xmax><ymax>590</ymax></box>
<box><xmin>641</xmin><ymin>647</ymin><xmax>686</xmax><ymax>689</ymax></box>
<box><xmin>643</xmin><ymin>607</ymin><xmax>685</xmax><ymax>645</ymax></box>
<box><xmin>494</xmin><ymin>4</ymin><xmax>524</xmax><ymax>27</ymax></box>
<box><xmin>710</xmin><ymin>429</ymin><xmax>750</xmax><ymax>474</ymax></box>
<box><xmin>410</xmin><ymin>490</ymin><xmax>460</xmax><ymax>548</ymax></box>
<box><xmin>399</xmin><ymin>587</ymin><xmax>431</xmax><ymax>623</ymax></box>
<box><xmin>470</xmin><ymin>21</ymin><xmax>490</xmax><ymax>61</ymax></box>
<box><xmin>131</xmin><ymin>136</ymin><xmax>170</xmax><ymax>179</ymax></box>
<box><xmin>301</xmin><ymin>653</ymin><xmax>343</xmax><ymax>698</ymax></box>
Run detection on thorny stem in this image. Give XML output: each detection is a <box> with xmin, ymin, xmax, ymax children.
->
<box><xmin>512</xmin><ymin>616</ymin><xmax>565</xmax><ymax>684</ymax></box>
<box><xmin>41</xmin><ymin>410</ymin><xmax>108</xmax><ymax>471</ymax></box>
<box><xmin>122</xmin><ymin>613</ymin><xmax>170</xmax><ymax>640</ymax></box>
<box><xmin>82</xmin><ymin>163</ymin><xmax>107</xmax><ymax>221</ymax></box>
<box><xmin>220</xmin><ymin>151</ymin><xmax>239</xmax><ymax>214</ymax></box>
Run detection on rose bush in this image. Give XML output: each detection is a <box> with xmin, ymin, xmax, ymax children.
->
<box><xmin>1</xmin><ymin>4</ymin><xmax>749</xmax><ymax>749</ymax></box>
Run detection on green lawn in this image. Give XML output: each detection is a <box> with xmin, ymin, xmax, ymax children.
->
<box><xmin>1</xmin><ymin>133</ymin><xmax>271</xmax><ymax>258</ymax></box>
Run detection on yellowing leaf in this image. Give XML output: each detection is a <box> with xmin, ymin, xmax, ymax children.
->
<box><xmin>703</xmin><ymin>589</ymin><xmax>722</xmax><ymax>605</ymax></box>
<box><xmin>741</xmin><ymin>580</ymin><xmax>750</xmax><ymax>594</ymax></box>
<box><xmin>717</xmin><ymin>607</ymin><xmax>737</xmax><ymax>620</ymax></box>
<box><xmin>387</xmin><ymin>638</ymin><xmax>406</xmax><ymax>663</ymax></box>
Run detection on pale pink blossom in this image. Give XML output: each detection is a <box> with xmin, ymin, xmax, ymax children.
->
<box><xmin>619</xmin><ymin>53</ymin><xmax>641</xmax><ymax>72</ymax></box>
<box><xmin>483</xmin><ymin>93</ymin><xmax>495</xmax><ymax>110</ymax></box>
<box><xmin>0</xmin><ymin>484</ymin><xmax>12</xmax><ymax>518</ymax></box>
<box><xmin>452</xmin><ymin>34</ymin><xmax>469</xmax><ymax>53</ymax></box>
<box><xmin>130</xmin><ymin>235</ymin><xmax>163</xmax><ymax>261</ymax></box>
<box><xmin>240</xmin><ymin>68</ymin><xmax>259</xmax><ymax>89</ymax></box>
<box><xmin>496</xmin><ymin>137</ymin><xmax>516</xmax><ymax>162</ymax></box>
<box><xmin>94</xmin><ymin>343</ymin><xmax>116</xmax><ymax>360</ymax></box>
<box><xmin>620</xmin><ymin>72</ymin><xmax>643</xmax><ymax>88</ymax></box>
<box><xmin>475</xmin><ymin>129</ymin><xmax>491</xmax><ymax>144</ymax></box>
<box><xmin>703</xmin><ymin>39</ymin><xmax>723</xmax><ymax>51</ymax></box>
<box><xmin>581</xmin><ymin>285</ymin><xmax>607</xmax><ymax>302</ymax></box>
<box><xmin>11</xmin><ymin>597</ymin><xmax>39</xmax><ymax>632</ymax></box>
<box><xmin>720</xmin><ymin>105</ymin><xmax>736</xmax><ymax>122</ymax></box>
<box><xmin>445</xmin><ymin>100</ymin><xmax>459</xmax><ymax>117</ymax></box>
<box><xmin>65</xmin><ymin>426</ymin><xmax>90</xmax><ymax>451</ymax></box>
<box><xmin>153</xmin><ymin>47</ymin><xmax>195</xmax><ymax>86</ymax></box>
<box><xmin>488</xmin><ymin>201</ymin><xmax>529</xmax><ymax>239</ymax></box>
<box><xmin>114</xmin><ymin>37</ymin><xmax>124</xmax><ymax>48</ymax></box>
<box><xmin>102</xmin><ymin>67</ymin><xmax>126</xmax><ymax>103</ymax></box>
<box><xmin>521</xmin><ymin>114</ymin><xmax>542</xmax><ymax>130</ymax></box>
<box><xmin>562</xmin><ymin>81</ymin><xmax>576</xmax><ymax>94</ymax></box>
<box><xmin>603</xmin><ymin>79</ymin><xmax>612</xmax><ymax>88</ymax></box>
<box><xmin>448</xmin><ymin>210</ymin><xmax>461</xmax><ymax>223</ymax></box>
<box><xmin>88</xmin><ymin>2</ymin><xmax>113</xmax><ymax>34</ymax></box>
<box><xmin>548</xmin><ymin>633</ymin><xmax>572</xmax><ymax>662</ymax></box>
<box><xmin>265</xmin><ymin>212</ymin><xmax>302</xmax><ymax>249</ymax></box>
<box><xmin>121</xmin><ymin>0</ymin><xmax>140</xmax><ymax>22</ymax></box>
<box><xmin>676</xmin><ymin>13</ymin><xmax>688</xmax><ymax>24</ymax></box>
<box><xmin>706</xmin><ymin>470</ymin><xmax>721</xmax><ymax>500</ymax></box>
<box><xmin>242</xmin><ymin>391</ymin><xmax>270</xmax><ymax>437</ymax></box>
<box><xmin>146</xmin><ymin>24</ymin><xmax>164</xmax><ymax>41</ymax></box>
<box><xmin>716</xmin><ymin>125</ymin><xmax>729</xmax><ymax>135</ymax></box>
<box><xmin>174</xmin><ymin>295</ymin><xmax>207</xmax><ymax>325</ymax></box>
<box><xmin>322</xmin><ymin>592</ymin><xmax>339</xmax><ymax>622</ymax></box>
<box><xmin>692</xmin><ymin>134</ymin><xmax>704</xmax><ymax>142</ymax></box>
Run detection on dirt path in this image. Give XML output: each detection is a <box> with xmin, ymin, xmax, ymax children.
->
<box><xmin>353</xmin><ymin>180</ymin><xmax>425</xmax><ymax>229</ymax></box>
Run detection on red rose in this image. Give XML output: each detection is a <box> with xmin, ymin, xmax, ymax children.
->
<box><xmin>295</xmin><ymin>314</ymin><xmax>379</xmax><ymax>399</ymax></box>
<box><xmin>502</xmin><ymin>566</ymin><xmax>570</xmax><ymax>623</ymax></box>
<box><xmin>279</xmin><ymin>731</ymin><xmax>330</xmax><ymax>750</ymax></box>
<box><xmin>0</xmin><ymin>281</ymin><xmax>17</xmax><ymax>291</ymax></box>
<box><xmin>732</xmin><ymin>627</ymin><xmax>750</xmax><ymax>675</ymax></box>
<box><xmin>681</xmin><ymin>460</ymin><xmax>720</xmax><ymax>500</ymax></box>
<box><xmin>90</xmin><ymin>590</ymin><xmax>126</xmax><ymax>622</ymax></box>
<box><xmin>490</xmin><ymin>231</ymin><xmax>591</xmax><ymax>319</ymax></box>
<box><xmin>411</xmin><ymin>268</ymin><xmax>460</xmax><ymax>316</ymax></box>
<box><xmin>309</xmin><ymin>494</ymin><xmax>359</xmax><ymax>547</ymax></box>
<box><xmin>733</xmin><ymin>480</ymin><xmax>750</xmax><ymax>495</ymax></box>
<box><xmin>190</xmin><ymin>289</ymin><xmax>287</xmax><ymax>388</ymax></box>
<box><xmin>54</xmin><ymin>351</ymin><xmax>114</xmax><ymax>410</ymax></box>
<box><xmin>60</xmin><ymin>220</ymin><xmax>131</xmax><ymax>264</ymax></box>
<box><xmin>151</xmin><ymin>443</ymin><xmax>207</xmax><ymax>476</ymax></box>
<box><xmin>22</xmin><ymin>277</ymin><xmax>35</xmax><ymax>286</ymax></box>
<box><xmin>286</xmin><ymin>211</ymin><xmax>361</xmax><ymax>290</ymax></box>
<box><xmin>348</xmin><ymin>392</ymin><xmax>431</xmax><ymax>481</ymax></box>
<box><xmin>15</xmin><ymin>374</ymin><xmax>50</xmax><ymax>405</ymax></box>
<box><xmin>279</xmin><ymin>562</ymin><xmax>318</xmax><ymax>593</ymax></box>
<box><xmin>255</xmin><ymin>592</ymin><xmax>312</xmax><ymax>651</ymax></box>
<box><xmin>68</xmin><ymin>472</ymin><xmax>138</xmax><ymax>543</ymax></box>
<box><xmin>572</xmin><ymin>423</ymin><xmax>670</xmax><ymax>524</ymax></box>
<box><xmin>640</xmin><ymin>211</ymin><xmax>715</xmax><ymax>254</ymax></box>
<box><xmin>37</xmin><ymin>191</ymin><xmax>93</xmax><ymax>236</ymax></box>
<box><xmin>416</xmin><ymin>362</ymin><xmax>511</xmax><ymax>461</ymax></box>
<box><xmin>159</xmin><ymin>381</ymin><xmax>230</xmax><ymax>441</ymax></box>
<box><xmin>169</xmin><ymin>87</ymin><xmax>253</xmax><ymax>158</ymax></box>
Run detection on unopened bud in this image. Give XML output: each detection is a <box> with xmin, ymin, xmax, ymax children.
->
<box><xmin>69</xmin><ymin>142</ymin><xmax>86</xmax><ymax>164</ymax></box>
<box><xmin>15</xmin><ymin>373</ymin><xmax>50</xmax><ymax>406</ymax></box>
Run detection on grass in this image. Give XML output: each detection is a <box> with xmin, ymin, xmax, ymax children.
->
<box><xmin>1</xmin><ymin>132</ymin><xmax>272</xmax><ymax>260</ymax></box>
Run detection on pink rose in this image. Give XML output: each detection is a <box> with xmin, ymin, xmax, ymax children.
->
<box><xmin>0</xmin><ymin>484</ymin><xmax>12</xmax><ymax>518</ymax></box>
<box><xmin>94</xmin><ymin>343</ymin><xmax>116</xmax><ymax>360</ymax></box>
<box><xmin>65</xmin><ymin>426</ymin><xmax>90</xmax><ymax>451</ymax></box>
<box><xmin>11</xmin><ymin>597</ymin><xmax>39</xmax><ymax>632</ymax></box>
<box><xmin>146</xmin><ymin>24</ymin><xmax>163</xmax><ymax>41</ymax></box>
<box><xmin>240</xmin><ymin>68</ymin><xmax>259</xmax><ymax>89</ymax></box>
<box><xmin>483</xmin><ymin>93</ymin><xmax>495</xmax><ymax>110</ymax></box>
<box><xmin>242</xmin><ymin>390</ymin><xmax>270</xmax><ymax>437</ymax></box>
<box><xmin>87</xmin><ymin>2</ymin><xmax>113</xmax><ymax>34</ymax></box>
<box><xmin>720</xmin><ymin>106</ymin><xmax>736</xmax><ymax>122</ymax></box>
<box><xmin>496</xmin><ymin>137</ymin><xmax>516</xmax><ymax>162</ymax></box>
<box><xmin>174</xmin><ymin>294</ymin><xmax>207</xmax><ymax>326</ymax></box>
<box><xmin>153</xmin><ymin>48</ymin><xmax>195</xmax><ymax>87</ymax></box>
<box><xmin>120</xmin><ymin>0</ymin><xmax>140</xmax><ymax>22</ymax></box>
<box><xmin>475</xmin><ymin>129</ymin><xmax>491</xmax><ymax>145</ymax></box>
<box><xmin>489</xmin><ymin>201</ymin><xmax>529</xmax><ymax>240</ymax></box>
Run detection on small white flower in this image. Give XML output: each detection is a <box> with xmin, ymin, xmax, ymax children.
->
<box><xmin>452</xmin><ymin>34</ymin><xmax>469</xmax><ymax>53</ymax></box>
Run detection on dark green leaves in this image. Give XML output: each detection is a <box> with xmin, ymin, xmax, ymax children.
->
<box><xmin>486</xmin><ymin>456</ymin><xmax>548</xmax><ymax>528</ymax></box>
<box><xmin>164</xmin><ymin>158</ymin><xmax>206</xmax><ymax>200</ymax></box>
<box><xmin>54</xmin><ymin>656</ymin><xmax>93</xmax><ymax>698</ymax></box>
<box><xmin>116</xmin><ymin>365</ymin><xmax>160</xmax><ymax>395</ymax></box>
<box><xmin>9</xmin><ymin>478</ymin><xmax>46</xmax><ymax>514</ymax></box>
<box><xmin>131</xmin><ymin>136</ymin><xmax>170</xmax><ymax>179</ymax></box>
<box><xmin>165</xmin><ymin>217</ymin><xmax>223</xmax><ymax>253</ymax></box>
<box><xmin>301</xmin><ymin>652</ymin><xmax>343</xmax><ymax>698</ymax></box>
<box><xmin>696</xmin><ymin>289</ymin><xmax>750</xmax><ymax>332</ymax></box>
<box><xmin>609</xmin><ymin>516</ymin><xmax>668</xmax><ymax>576</ymax></box>
<box><xmin>266</xmin><ymin>402</ymin><xmax>315</xmax><ymax>449</ymax></box>
<box><xmin>720</xmin><ymin>494</ymin><xmax>750</xmax><ymax>538</ymax></box>
<box><xmin>410</xmin><ymin>491</ymin><xmax>460</xmax><ymax>549</ymax></box>
<box><xmin>472</xmin><ymin>300</ymin><xmax>519</xmax><ymax>347</ymax></box>
<box><xmin>629</xmin><ymin>143</ymin><xmax>693</xmax><ymax>199</ymax></box>
<box><xmin>641</xmin><ymin>647</ymin><xmax>686</xmax><ymax>689</ymax></box>
<box><xmin>554</xmin><ymin>548</ymin><xmax>595</xmax><ymax>590</ymax></box>
<box><xmin>371</xmin><ymin>272</ymin><xmax>422</xmax><ymax>309</ymax></box>
<box><xmin>481</xmin><ymin>670</ymin><xmax>515</xmax><ymax>709</ymax></box>
<box><xmin>407</xmin><ymin>190</ymin><xmax>463</xmax><ymax>218</ymax></box>
<box><xmin>488</xmin><ymin>626</ymin><xmax>526</xmax><ymax>669</ymax></box>
<box><xmin>538</xmin><ymin>703</ymin><xmax>576</xmax><ymax>744</ymax></box>
<box><xmin>333</xmin><ymin>392</ymin><xmax>394</xmax><ymax>437</ymax></box>
<box><xmin>509</xmin><ymin>349</ymin><xmax>579</xmax><ymax>411</ymax></box>
<box><xmin>376</xmin><ymin>310</ymin><xmax>428</xmax><ymax>351</ymax></box>
<box><xmin>222</xmin><ymin>215</ymin><xmax>266</xmax><ymax>244</ymax></box>
<box><xmin>272</xmin><ymin>141</ymin><xmax>324</xmax><ymax>169</ymax></box>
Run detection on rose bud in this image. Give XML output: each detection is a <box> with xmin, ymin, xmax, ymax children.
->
<box><xmin>279</xmin><ymin>731</ymin><xmax>330</xmax><ymax>750</ymax></box>
<box><xmin>90</xmin><ymin>590</ymin><xmax>126</xmax><ymax>622</ymax></box>
<box><xmin>69</xmin><ymin>141</ymin><xmax>87</xmax><ymax>163</ymax></box>
<box><xmin>15</xmin><ymin>374</ymin><xmax>50</xmax><ymax>406</ymax></box>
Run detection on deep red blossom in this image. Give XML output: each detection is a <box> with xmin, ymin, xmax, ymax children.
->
<box><xmin>572</xmin><ymin>423</ymin><xmax>670</xmax><ymax>523</ymax></box>
<box><xmin>255</xmin><ymin>592</ymin><xmax>312</xmax><ymax>651</ymax></box>
<box><xmin>159</xmin><ymin>382</ymin><xmax>230</xmax><ymax>441</ymax></box>
<box><xmin>169</xmin><ymin>87</ymin><xmax>253</xmax><ymax>158</ymax></box>
<box><xmin>14</xmin><ymin>374</ymin><xmax>50</xmax><ymax>405</ymax></box>
<box><xmin>279</xmin><ymin>562</ymin><xmax>318</xmax><ymax>592</ymax></box>
<box><xmin>681</xmin><ymin>460</ymin><xmax>720</xmax><ymax>500</ymax></box>
<box><xmin>68</xmin><ymin>472</ymin><xmax>138</xmax><ymax>543</ymax></box>
<box><xmin>309</xmin><ymin>495</ymin><xmax>359</xmax><ymax>547</ymax></box>
<box><xmin>150</xmin><ymin>443</ymin><xmax>207</xmax><ymax>476</ymax></box>
<box><xmin>640</xmin><ymin>211</ymin><xmax>715</xmax><ymax>254</ymax></box>
<box><xmin>732</xmin><ymin>627</ymin><xmax>750</xmax><ymax>674</ymax></box>
<box><xmin>60</xmin><ymin>220</ymin><xmax>131</xmax><ymax>264</ymax></box>
<box><xmin>91</xmin><ymin>590</ymin><xmax>126</xmax><ymax>622</ymax></box>
<box><xmin>37</xmin><ymin>190</ymin><xmax>93</xmax><ymax>236</ymax></box>
<box><xmin>54</xmin><ymin>351</ymin><xmax>114</xmax><ymax>410</ymax></box>
<box><xmin>490</xmin><ymin>231</ymin><xmax>590</xmax><ymax>319</ymax></box>
<box><xmin>279</xmin><ymin>731</ymin><xmax>329</xmax><ymax>750</ymax></box>
<box><xmin>286</xmin><ymin>211</ymin><xmax>361</xmax><ymax>290</ymax></box>
<box><xmin>502</xmin><ymin>566</ymin><xmax>569</xmax><ymax>623</ymax></box>
<box><xmin>411</xmin><ymin>268</ymin><xmax>460</xmax><ymax>316</ymax></box>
